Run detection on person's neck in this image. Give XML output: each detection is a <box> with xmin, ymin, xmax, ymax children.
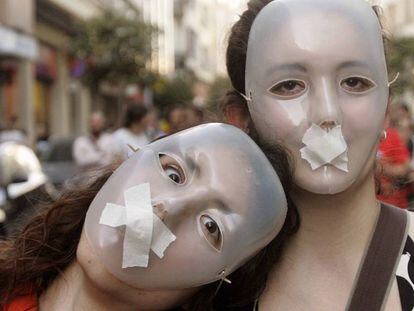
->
<box><xmin>289</xmin><ymin>171</ymin><xmax>380</xmax><ymax>262</ymax></box>
<box><xmin>39</xmin><ymin>262</ymin><xmax>136</xmax><ymax>311</ymax></box>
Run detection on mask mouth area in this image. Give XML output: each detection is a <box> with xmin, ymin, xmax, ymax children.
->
<box><xmin>99</xmin><ymin>183</ymin><xmax>176</xmax><ymax>269</ymax></box>
<box><xmin>300</xmin><ymin>123</ymin><xmax>349</xmax><ymax>172</ymax></box>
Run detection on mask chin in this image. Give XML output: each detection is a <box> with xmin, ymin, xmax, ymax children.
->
<box><xmin>293</xmin><ymin>140</ymin><xmax>379</xmax><ymax>195</ymax></box>
<box><xmin>294</xmin><ymin>166</ymin><xmax>354</xmax><ymax>195</ymax></box>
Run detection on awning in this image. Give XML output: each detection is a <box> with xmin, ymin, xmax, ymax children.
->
<box><xmin>0</xmin><ymin>25</ymin><xmax>38</xmax><ymax>60</ymax></box>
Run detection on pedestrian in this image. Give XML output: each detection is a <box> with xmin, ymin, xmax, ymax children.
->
<box><xmin>377</xmin><ymin>101</ymin><xmax>412</xmax><ymax>209</ymax></box>
<box><xmin>146</xmin><ymin>108</ymin><xmax>166</xmax><ymax>141</ymax></box>
<box><xmin>167</xmin><ymin>106</ymin><xmax>187</xmax><ymax>134</ymax></box>
<box><xmin>72</xmin><ymin>111</ymin><xmax>118</xmax><ymax>169</ymax></box>
<box><xmin>0</xmin><ymin>124</ymin><xmax>295</xmax><ymax>311</ymax></box>
<box><xmin>183</xmin><ymin>105</ymin><xmax>204</xmax><ymax>128</ymax></box>
<box><xmin>224</xmin><ymin>0</ymin><xmax>414</xmax><ymax>309</ymax></box>
<box><xmin>112</xmin><ymin>105</ymin><xmax>150</xmax><ymax>159</ymax></box>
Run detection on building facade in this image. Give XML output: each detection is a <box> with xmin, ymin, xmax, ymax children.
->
<box><xmin>134</xmin><ymin>0</ymin><xmax>175</xmax><ymax>76</ymax></box>
<box><xmin>0</xmin><ymin>0</ymin><xmax>38</xmax><ymax>145</ymax></box>
<box><xmin>382</xmin><ymin>0</ymin><xmax>414</xmax><ymax>37</ymax></box>
<box><xmin>172</xmin><ymin>0</ymin><xmax>243</xmax><ymax>105</ymax></box>
<box><xmin>0</xmin><ymin>0</ymin><xmax>246</xmax><ymax>142</ymax></box>
<box><xmin>0</xmin><ymin>0</ymin><xmax>100</xmax><ymax>145</ymax></box>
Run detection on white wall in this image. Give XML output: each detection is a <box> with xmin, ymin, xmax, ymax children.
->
<box><xmin>134</xmin><ymin>0</ymin><xmax>175</xmax><ymax>75</ymax></box>
<box><xmin>174</xmin><ymin>0</ymin><xmax>244</xmax><ymax>82</ymax></box>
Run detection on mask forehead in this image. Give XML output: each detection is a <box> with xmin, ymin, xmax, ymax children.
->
<box><xmin>246</xmin><ymin>0</ymin><xmax>388</xmax><ymax>93</ymax></box>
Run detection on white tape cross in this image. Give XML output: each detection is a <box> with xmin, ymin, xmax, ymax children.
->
<box><xmin>300</xmin><ymin>124</ymin><xmax>349</xmax><ymax>172</ymax></box>
<box><xmin>99</xmin><ymin>183</ymin><xmax>176</xmax><ymax>268</ymax></box>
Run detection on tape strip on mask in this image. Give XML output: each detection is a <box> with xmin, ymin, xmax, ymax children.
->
<box><xmin>99</xmin><ymin>183</ymin><xmax>176</xmax><ymax>268</ymax></box>
<box><xmin>300</xmin><ymin>124</ymin><xmax>349</xmax><ymax>172</ymax></box>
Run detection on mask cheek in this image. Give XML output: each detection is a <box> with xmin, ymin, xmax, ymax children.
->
<box><xmin>340</xmin><ymin>94</ymin><xmax>387</xmax><ymax>140</ymax></box>
<box><xmin>249</xmin><ymin>95</ymin><xmax>308</xmax><ymax>143</ymax></box>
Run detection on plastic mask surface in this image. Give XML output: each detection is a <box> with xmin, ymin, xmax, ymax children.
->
<box><xmin>84</xmin><ymin>123</ymin><xmax>287</xmax><ymax>290</ymax></box>
<box><xmin>245</xmin><ymin>0</ymin><xmax>389</xmax><ymax>194</ymax></box>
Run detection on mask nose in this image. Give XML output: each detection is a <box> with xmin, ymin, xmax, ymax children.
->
<box><xmin>152</xmin><ymin>188</ymin><xmax>210</xmax><ymax>222</ymax></box>
<box><xmin>319</xmin><ymin>120</ymin><xmax>338</xmax><ymax>131</ymax></box>
<box><xmin>311</xmin><ymin>77</ymin><xmax>341</xmax><ymax>127</ymax></box>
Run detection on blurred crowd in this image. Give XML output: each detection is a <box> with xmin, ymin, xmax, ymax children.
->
<box><xmin>0</xmin><ymin>103</ymin><xmax>210</xmax><ymax>188</ymax></box>
<box><xmin>377</xmin><ymin>99</ymin><xmax>414</xmax><ymax>209</ymax></box>
<box><xmin>72</xmin><ymin>104</ymin><xmax>206</xmax><ymax>166</ymax></box>
<box><xmin>4</xmin><ymin>98</ymin><xmax>414</xmax><ymax>210</ymax></box>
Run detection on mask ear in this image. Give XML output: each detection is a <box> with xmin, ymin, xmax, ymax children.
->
<box><xmin>223</xmin><ymin>104</ymin><xmax>251</xmax><ymax>133</ymax></box>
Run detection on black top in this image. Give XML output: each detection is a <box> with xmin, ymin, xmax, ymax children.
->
<box><xmin>397</xmin><ymin>235</ymin><xmax>414</xmax><ymax>311</ymax></box>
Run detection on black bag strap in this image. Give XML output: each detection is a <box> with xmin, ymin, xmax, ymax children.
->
<box><xmin>347</xmin><ymin>204</ymin><xmax>408</xmax><ymax>311</ymax></box>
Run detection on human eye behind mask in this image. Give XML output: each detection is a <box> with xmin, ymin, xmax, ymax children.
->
<box><xmin>84</xmin><ymin>123</ymin><xmax>288</xmax><ymax>291</ymax></box>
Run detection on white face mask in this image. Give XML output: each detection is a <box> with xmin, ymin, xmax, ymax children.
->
<box><xmin>84</xmin><ymin>123</ymin><xmax>287</xmax><ymax>290</ymax></box>
<box><xmin>245</xmin><ymin>0</ymin><xmax>389</xmax><ymax>194</ymax></box>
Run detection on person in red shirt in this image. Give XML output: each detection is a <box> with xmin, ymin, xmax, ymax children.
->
<box><xmin>377</xmin><ymin>126</ymin><xmax>411</xmax><ymax>208</ymax></box>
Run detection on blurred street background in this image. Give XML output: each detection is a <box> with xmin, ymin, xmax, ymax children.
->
<box><xmin>2</xmin><ymin>0</ymin><xmax>414</xmax><ymax>235</ymax></box>
<box><xmin>0</xmin><ymin>0</ymin><xmax>246</xmax><ymax>147</ymax></box>
<box><xmin>0</xmin><ymin>0</ymin><xmax>245</xmax><ymax>235</ymax></box>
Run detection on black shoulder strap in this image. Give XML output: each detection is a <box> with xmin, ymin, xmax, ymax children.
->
<box><xmin>347</xmin><ymin>204</ymin><xmax>408</xmax><ymax>311</ymax></box>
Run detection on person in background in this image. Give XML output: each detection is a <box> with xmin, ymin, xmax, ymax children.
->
<box><xmin>167</xmin><ymin>105</ymin><xmax>205</xmax><ymax>135</ymax></box>
<box><xmin>390</xmin><ymin>103</ymin><xmax>414</xmax><ymax>208</ymax></box>
<box><xmin>392</xmin><ymin>103</ymin><xmax>412</xmax><ymax>152</ymax></box>
<box><xmin>377</xmin><ymin>104</ymin><xmax>412</xmax><ymax>209</ymax></box>
<box><xmin>146</xmin><ymin>108</ymin><xmax>165</xmax><ymax>141</ymax></box>
<box><xmin>167</xmin><ymin>106</ymin><xmax>187</xmax><ymax>134</ymax></box>
<box><xmin>184</xmin><ymin>105</ymin><xmax>204</xmax><ymax>128</ymax></box>
<box><xmin>73</xmin><ymin>112</ymin><xmax>117</xmax><ymax>170</ymax></box>
<box><xmin>112</xmin><ymin>105</ymin><xmax>150</xmax><ymax>159</ymax></box>
<box><xmin>35</xmin><ymin>124</ymin><xmax>50</xmax><ymax>159</ymax></box>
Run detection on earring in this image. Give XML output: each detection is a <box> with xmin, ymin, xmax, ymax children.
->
<box><xmin>381</xmin><ymin>130</ymin><xmax>387</xmax><ymax>141</ymax></box>
<box><xmin>220</xmin><ymin>270</ymin><xmax>232</xmax><ymax>284</ymax></box>
<box><xmin>214</xmin><ymin>270</ymin><xmax>232</xmax><ymax>296</ymax></box>
<box><xmin>238</xmin><ymin>90</ymin><xmax>252</xmax><ymax>103</ymax></box>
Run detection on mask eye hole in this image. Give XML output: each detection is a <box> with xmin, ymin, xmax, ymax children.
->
<box><xmin>200</xmin><ymin>215</ymin><xmax>222</xmax><ymax>251</ymax></box>
<box><xmin>268</xmin><ymin>79</ymin><xmax>307</xmax><ymax>99</ymax></box>
<box><xmin>340</xmin><ymin>76</ymin><xmax>376</xmax><ymax>94</ymax></box>
<box><xmin>159</xmin><ymin>154</ymin><xmax>186</xmax><ymax>185</ymax></box>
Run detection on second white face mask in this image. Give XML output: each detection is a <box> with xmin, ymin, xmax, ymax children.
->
<box><xmin>245</xmin><ymin>0</ymin><xmax>389</xmax><ymax>194</ymax></box>
<box><xmin>84</xmin><ymin>123</ymin><xmax>287</xmax><ymax>290</ymax></box>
